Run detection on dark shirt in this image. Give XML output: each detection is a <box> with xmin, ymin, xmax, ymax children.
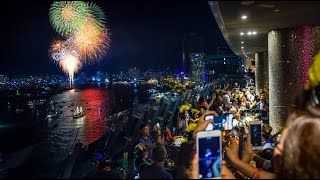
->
<box><xmin>135</xmin><ymin>159</ymin><xmax>151</xmax><ymax>174</ymax></box>
<box><xmin>136</xmin><ymin>135</ymin><xmax>155</xmax><ymax>160</ymax></box>
<box><xmin>211</xmin><ymin>100</ymin><xmax>222</xmax><ymax>110</ymax></box>
<box><xmin>214</xmin><ymin>107</ymin><xmax>224</xmax><ymax>116</ymax></box>
<box><xmin>140</xmin><ymin>164</ymin><xmax>173</xmax><ymax>179</ymax></box>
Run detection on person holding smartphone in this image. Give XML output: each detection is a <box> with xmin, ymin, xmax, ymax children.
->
<box><xmin>192</xmin><ymin>110</ymin><xmax>219</xmax><ymax>140</ymax></box>
<box><xmin>136</xmin><ymin>123</ymin><xmax>163</xmax><ymax>161</ymax></box>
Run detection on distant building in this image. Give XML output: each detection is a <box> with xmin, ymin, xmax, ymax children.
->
<box><xmin>206</xmin><ymin>54</ymin><xmax>244</xmax><ymax>81</ymax></box>
<box><xmin>182</xmin><ymin>33</ymin><xmax>205</xmax><ymax>75</ymax></box>
<box><xmin>190</xmin><ymin>53</ymin><xmax>206</xmax><ymax>83</ymax></box>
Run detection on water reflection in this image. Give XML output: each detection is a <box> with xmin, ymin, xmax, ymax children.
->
<box><xmin>50</xmin><ymin>87</ymin><xmax>112</xmax><ymax>145</ymax></box>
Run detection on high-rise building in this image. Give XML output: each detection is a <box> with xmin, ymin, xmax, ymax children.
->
<box><xmin>206</xmin><ymin>54</ymin><xmax>244</xmax><ymax>81</ymax></box>
<box><xmin>182</xmin><ymin>33</ymin><xmax>205</xmax><ymax>75</ymax></box>
<box><xmin>190</xmin><ymin>53</ymin><xmax>206</xmax><ymax>83</ymax></box>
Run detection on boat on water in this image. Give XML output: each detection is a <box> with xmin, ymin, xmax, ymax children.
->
<box><xmin>73</xmin><ymin>106</ymin><xmax>85</xmax><ymax>119</ymax></box>
<box><xmin>47</xmin><ymin>111</ymin><xmax>59</xmax><ymax>119</ymax></box>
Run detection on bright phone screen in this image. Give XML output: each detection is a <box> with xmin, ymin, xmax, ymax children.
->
<box><xmin>250</xmin><ymin>123</ymin><xmax>262</xmax><ymax>147</ymax></box>
<box><xmin>205</xmin><ymin>114</ymin><xmax>233</xmax><ymax>131</ymax></box>
<box><xmin>198</xmin><ymin>136</ymin><xmax>221</xmax><ymax>179</ymax></box>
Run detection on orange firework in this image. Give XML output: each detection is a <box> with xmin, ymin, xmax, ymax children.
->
<box><xmin>51</xmin><ymin>39</ymin><xmax>64</xmax><ymax>52</ymax></box>
<box><xmin>74</xmin><ymin>18</ymin><xmax>110</xmax><ymax>63</ymax></box>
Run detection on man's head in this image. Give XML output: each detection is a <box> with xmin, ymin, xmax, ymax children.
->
<box><xmin>227</xmin><ymin>91</ymin><xmax>231</xmax><ymax>97</ymax></box>
<box><xmin>199</xmin><ymin>106</ymin><xmax>207</xmax><ymax>115</ymax></box>
<box><xmin>140</xmin><ymin>123</ymin><xmax>150</xmax><ymax>137</ymax></box>
<box><xmin>260</xmin><ymin>94</ymin><xmax>266</xmax><ymax>102</ymax></box>
<box><xmin>152</xmin><ymin>145</ymin><xmax>167</xmax><ymax>163</ymax></box>
<box><xmin>232</xmin><ymin>99</ymin><xmax>238</xmax><ymax>106</ymax></box>
<box><xmin>198</xmin><ymin>96</ymin><xmax>205</xmax><ymax>104</ymax></box>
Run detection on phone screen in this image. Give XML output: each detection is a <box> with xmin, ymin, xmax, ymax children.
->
<box><xmin>250</xmin><ymin>123</ymin><xmax>262</xmax><ymax>147</ymax></box>
<box><xmin>205</xmin><ymin>114</ymin><xmax>233</xmax><ymax>131</ymax></box>
<box><xmin>198</xmin><ymin>136</ymin><xmax>221</xmax><ymax>179</ymax></box>
<box><xmin>205</xmin><ymin>115</ymin><xmax>214</xmax><ymax>131</ymax></box>
<box><xmin>185</xmin><ymin>114</ymin><xmax>190</xmax><ymax>120</ymax></box>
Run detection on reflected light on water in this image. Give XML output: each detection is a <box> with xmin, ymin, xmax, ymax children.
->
<box><xmin>78</xmin><ymin>88</ymin><xmax>111</xmax><ymax>144</ymax></box>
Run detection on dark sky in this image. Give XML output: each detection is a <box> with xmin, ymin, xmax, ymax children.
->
<box><xmin>0</xmin><ymin>1</ymin><xmax>226</xmax><ymax>75</ymax></box>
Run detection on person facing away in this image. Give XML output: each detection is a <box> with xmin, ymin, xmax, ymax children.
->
<box><xmin>139</xmin><ymin>145</ymin><xmax>173</xmax><ymax>179</ymax></box>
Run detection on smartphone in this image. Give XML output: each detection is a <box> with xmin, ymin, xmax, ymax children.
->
<box><xmin>239</xmin><ymin>134</ymin><xmax>247</xmax><ymax>159</ymax></box>
<box><xmin>249</xmin><ymin>121</ymin><xmax>262</xmax><ymax>150</ymax></box>
<box><xmin>185</xmin><ymin>113</ymin><xmax>190</xmax><ymax>120</ymax></box>
<box><xmin>196</xmin><ymin>130</ymin><xmax>222</xmax><ymax>179</ymax></box>
<box><xmin>204</xmin><ymin>115</ymin><xmax>215</xmax><ymax>131</ymax></box>
<box><xmin>205</xmin><ymin>113</ymin><xmax>234</xmax><ymax>131</ymax></box>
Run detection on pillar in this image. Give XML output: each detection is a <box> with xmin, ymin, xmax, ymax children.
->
<box><xmin>255</xmin><ymin>52</ymin><xmax>268</xmax><ymax>94</ymax></box>
<box><xmin>244</xmin><ymin>58</ymin><xmax>252</xmax><ymax>70</ymax></box>
<box><xmin>268</xmin><ymin>25</ymin><xmax>320</xmax><ymax>134</ymax></box>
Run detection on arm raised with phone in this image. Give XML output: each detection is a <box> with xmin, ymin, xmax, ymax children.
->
<box><xmin>225</xmin><ymin>136</ymin><xmax>275</xmax><ymax>179</ymax></box>
<box><xmin>193</xmin><ymin>110</ymin><xmax>219</xmax><ymax>140</ymax></box>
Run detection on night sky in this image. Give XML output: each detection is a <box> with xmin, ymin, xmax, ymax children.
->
<box><xmin>0</xmin><ymin>1</ymin><xmax>226</xmax><ymax>75</ymax></box>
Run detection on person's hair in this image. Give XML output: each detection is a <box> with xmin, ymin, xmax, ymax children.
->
<box><xmin>217</xmin><ymin>101</ymin><xmax>223</xmax><ymax>107</ymax></box>
<box><xmin>280</xmin><ymin>115</ymin><xmax>320</xmax><ymax>179</ymax></box>
<box><xmin>139</xmin><ymin>123</ymin><xmax>149</xmax><ymax>130</ymax></box>
<box><xmin>152</xmin><ymin>145</ymin><xmax>167</xmax><ymax>162</ymax></box>
<box><xmin>198</xmin><ymin>96</ymin><xmax>205</xmax><ymax>104</ymax></box>
<box><xmin>231</xmin><ymin>99</ymin><xmax>238</xmax><ymax>104</ymax></box>
<box><xmin>176</xmin><ymin>141</ymin><xmax>194</xmax><ymax>166</ymax></box>
<box><xmin>199</xmin><ymin>106</ymin><xmax>207</xmax><ymax>111</ymax></box>
<box><xmin>174</xmin><ymin>141</ymin><xmax>195</xmax><ymax>179</ymax></box>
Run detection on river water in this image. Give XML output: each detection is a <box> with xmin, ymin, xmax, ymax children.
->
<box><xmin>0</xmin><ymin>84</ymin><xmax>154</xmax><ymax>177</ymax></box>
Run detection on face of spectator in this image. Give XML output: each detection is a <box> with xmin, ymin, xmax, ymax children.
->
<box><xmin>140</xmin><ymin>126</ymin><xmax>150</xmax><ymax>137</ymax></box>
<box><xmin>200</xmin><ymin>108</ymin><xmax>206</xmax><ymax>115</ymax></box>
<box><xmin>233</xmin><ymin>99</ymin><xmax>238</xmax><ymax>105</ymax></box>
<box><xmin>194</xmin><ymin>113</ymin><xmax>199</xmax><ymax>119</ymax></box>
<box><xmin>218</xmin><ymin>95</ymin><xmax>223</xmax><ymax>101</ymax></box>
<box><xmin>184</xmin><ymin>110</ymin><xmax>189</xmax><ymax>115</ymax></box>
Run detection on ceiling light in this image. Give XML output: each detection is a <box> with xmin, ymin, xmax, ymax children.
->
<box><xmin>274</xmin><ymin>9</ymin><xmax>280</xmax><ymax>12</ymax></box>
<box><xmin>240</xmin><ymin>32</ymin><xmax>244</xmax><ymax>36</ymax></box>
<box><xmin>241</xmin><ymin>1</ymin><xmax>255</xmax><ymax>6</ymax></box>
<box><xmin>252</xmin><ymin>31</ymin><xmax>257</xmax><ymax>35</ymax></box>
<box><xmin>241</xmin><ymin>41</ymin><xmax>244</xmax><ymax>44</ymax></box>
<box><xmin>247</xmin><ymin>31</ymin><xmax>252</xmax><ymax>35</ymax></box>
<box><xmin>241</xmin><ymin>15</ymin><xmax>247</xmax><ymax>19</ymax></box>
<box><xmin>241</xmin><ymin>47</ymin><xmax>244</xmax><ymax>49</ymax></box>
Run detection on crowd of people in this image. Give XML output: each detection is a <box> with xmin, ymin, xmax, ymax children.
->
<box><xmin>132</xmin><ymin>75</ymin><xmax>320</xmax><ymax>179</ymax></box>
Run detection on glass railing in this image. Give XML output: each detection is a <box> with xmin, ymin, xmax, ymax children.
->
<box><xmin>3</xmin><ymin>82</ymin><xmax>216</xmax><ymax>179</ymax></box>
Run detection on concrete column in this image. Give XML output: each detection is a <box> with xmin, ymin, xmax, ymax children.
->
<box><xmin>255</xmin><ymin>52</ymin><xmax>268</xmax><ymax>94</ymax></box>
<box><xmin>268</xmin><ymin>25</ymin><xmax>320</xmax><ymax>134</ymax></box>
<box><xmin>244</xmin><ymin>58</ymin><xmax>252</xmax><ymax>69</ymax></box>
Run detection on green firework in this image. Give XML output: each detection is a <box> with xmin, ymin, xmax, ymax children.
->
<box><xmin>87</xmin><ymin>2</ymin><xmax>106</xmax><ymax>29</ymax></box>
<box><xmin>49</xmin><ymin>1</ymin><xmax>90</xmax><ymax>37</ymax></box>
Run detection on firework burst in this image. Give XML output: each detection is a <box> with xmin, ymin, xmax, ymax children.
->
<box><xmin>49</xmin><ymin>1</ymin><xmax>89</xmax><ymax>36</ymax></box>
<box><xmin>73</xmin><ymin>19</ymin><xmax>110</xmax><ymax>62</ymax></box>
<box><xmin>49</xmin><ymin>1</ymin><xmax>110</xmax><ymax>86</ymax></box>
<box><xmin>59</xmin><ymin>53</ymin><xmax>82</xmax><ymax>87</ymax></box>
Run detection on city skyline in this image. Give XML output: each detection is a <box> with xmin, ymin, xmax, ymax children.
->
<box><xmin>0</xmin><ymin>1</ymin><xmax>228</xmax><ymax>75</ymax></box>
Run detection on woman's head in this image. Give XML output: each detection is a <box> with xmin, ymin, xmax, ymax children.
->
<box><xmin>198</xmin><ymin>96</ymin><xmax>205</xmax><ymax>104</ymax></box>
<box><xmin>176</xmin><ymin>141</ymin><xmax>195</xmax><ymax>166</ymax></box>
<box><xmin>277</xmin><ymin>114</ymin><xmax>320</xmax><ymax>179</ymax></box>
